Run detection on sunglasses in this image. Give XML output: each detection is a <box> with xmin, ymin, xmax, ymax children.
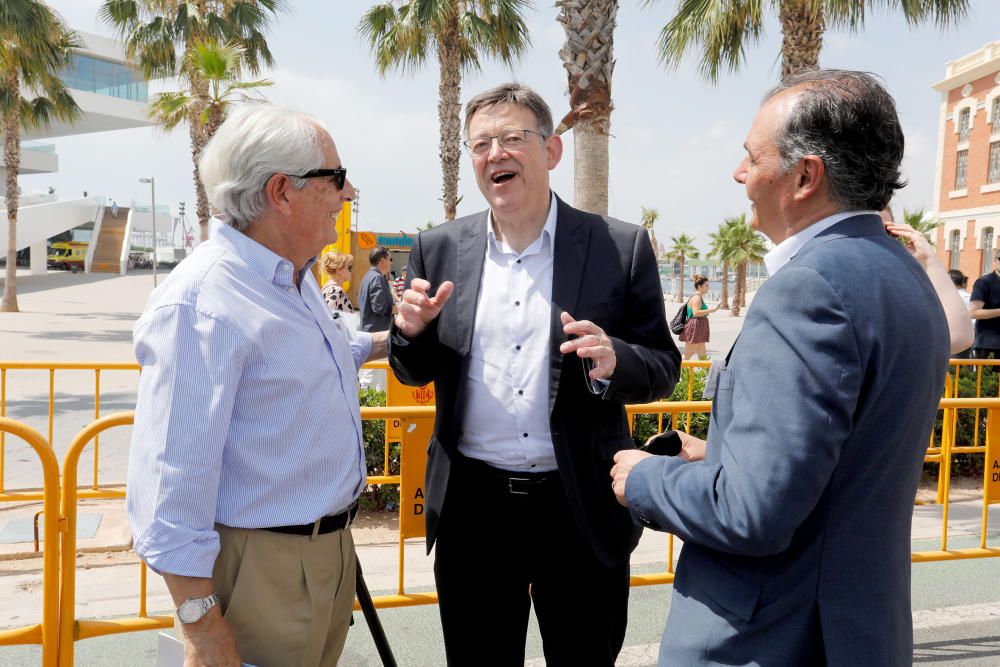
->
<box><xmin>291</xmin><ymin>167</ymin><xmax>347</xmax><ymax>190</ymax></box>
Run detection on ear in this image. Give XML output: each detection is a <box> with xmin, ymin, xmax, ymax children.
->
<box><xmin>265</xmin><ymin>172</ymin><xmax>295</xmax><ymax>216</ymax></box>
<box><xmin>545</xmin><ymin>133</ymin><xmax>563</xmax><ymax>171</ymax></box>
<box><xmin>793</xmin><ymin>155</ymin><xmax>826</xmax><ymax>202</ymax></box>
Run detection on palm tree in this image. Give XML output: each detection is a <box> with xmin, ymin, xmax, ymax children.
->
<box><xmin>100</xmin><ymin>0</ymin><xmax>287</xmax><ymax>239</ymax></box>
<box><xmin>723</xmin><ymin>215</ymin><xmax>767</xmax><ymax>317</ymax></box>
<box><xmin>667</xmin><ymin>233</ymin><xmax>699</xmax><ymax>302</ymax></box>
<box><xmin>649</xmin><ymin>0</ymin><xmax>970</xmax><ymax>81</ymax></box>
<box><xmin>555</xmin><ymin>0</ymin><xmax>616</xmax><ymax>214</ymax></box>
<box><xmin>359</xmin><ymin>1</ymin><xmax>531</xmax><ymax>221</ymax></box>
<box><xmin>640</xmin><ymin>206</ymin><xmax>659</xmax><ymax>260</ymax></box>
<box><xmin>1</xmin><ymin>1</ymin><xmax>81</xmax><ymax>313</ymax></box>
<box><xmin>149</xmin><ymin>41</ymin><xmax>272</xmax><ymax>144</ymax></box>
<box><xmin>707</xmin><ymin>217</ymin><xmax>741</xmax><ymax>310</ymax></box>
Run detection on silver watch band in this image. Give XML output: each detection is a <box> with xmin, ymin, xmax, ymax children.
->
<box><xmin>177</xmin><ymin>592</ymin><xmax>219</xmax><ymax>624</ymax></box>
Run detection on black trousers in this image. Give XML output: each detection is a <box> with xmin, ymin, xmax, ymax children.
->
<box><xmin>433</xmin><ymin>456</ymin><xmax>630</xmax><ymax>666</ymax></box>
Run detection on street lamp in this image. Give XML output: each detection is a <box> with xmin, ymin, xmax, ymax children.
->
<box><xmin>139</xmin><ymin>177</ymin><xmax>157</xmax><ymax>287</ymax></box>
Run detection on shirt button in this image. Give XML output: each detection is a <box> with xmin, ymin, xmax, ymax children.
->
<box><xmin>522</xmin><ymin>433</ymin><xmax>528</xmax><ymax>438</ymax></box>
<box><xmin>514</xmin><ymin>300</ymin><xmax>521</xmax><ymax>306</ymax></box>
<box><xmin>515</xmin><ymin>345</ymin><xmax>521</xmax><ymax>351</ymax></box>
<box><xmin>518</xmin><ymin>389</ymin><xmax>524</xmax><ymax>395</ymax></box>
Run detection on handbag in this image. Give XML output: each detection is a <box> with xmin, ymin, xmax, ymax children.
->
<box><xmin>669</xmin><ymin>302</ymin><xmax>689</xmax><ymax>335</ymax></box>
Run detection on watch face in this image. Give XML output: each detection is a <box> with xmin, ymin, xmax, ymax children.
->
<box><xmin>178</xmin><ymin>600</ymin><xmax>200</xmax><ymax>623</ymax></box>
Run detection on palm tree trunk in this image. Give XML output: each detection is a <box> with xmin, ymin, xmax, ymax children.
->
<box><xmin>779</xmin><ymin>0</ymin><xmax>824</xmax><ymax>79</ymax></box>
<box><xmin>2</xmin><ymin>100</ymin><xmax>21</xmax><ymax>313</ymax></box>
<box><xmin>556</xmin><ymin>0</ymin><xmax>617</xmax><ymax>215</ymax></box>
<box><xmin>573</xmin><ymin>119</ymin><xmax>610</xmax><ymax>214</ymax></box>
<box><xmin>720</xmin><ymin>260</ymin><xmax>730</xmax><ymax>310</ymax></box>
<box><xmin>732</xmin><ymin>262</ymin><xmax>746</xmax><ymax>317</ymax></box>
<box><xmin>437</xmin><ymin>10</ymin><xmax>462</xmax><ymax>222</ymax></box>
<box><xmin>678</xmin><ymin>255</ymin><xmax>685</xmax><ymax>302</ymax></box>
<box><xmin>187</xmin><ymin>74</ymin><xmax>210</xmax><ymax>240</ymax></box>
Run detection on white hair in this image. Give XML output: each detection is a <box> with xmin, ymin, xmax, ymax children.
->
<box><xmin>198</xmin><ymin>105</ymin><xmax>327</xmax><ymax>231</ymax></box>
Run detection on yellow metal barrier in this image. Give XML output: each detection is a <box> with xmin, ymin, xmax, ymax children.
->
<box><xmin>0</xmin><ymin>418</ymin><xmax>62</xmax><ymax>667</ymax></box>
<box><xmin>3</xmin><ymin>361</ymin><xmax>997</xmax><ymax>663</ymax></box>
<box><xmin>58</xmin><ymin>411</ymin><xmax>170</xmax><ymax>667</ymax></box>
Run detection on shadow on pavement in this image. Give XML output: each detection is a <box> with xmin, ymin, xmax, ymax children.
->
<box><xmin>913</xmin><ymin>635</ymin><xmax>1000</xmax><ymax>662</ymax></box>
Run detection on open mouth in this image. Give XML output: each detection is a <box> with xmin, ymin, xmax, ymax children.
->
<box><xmin>491</xmin><ymin>171</ymin><xmax>515</xmax><ymax>184</ymax></box>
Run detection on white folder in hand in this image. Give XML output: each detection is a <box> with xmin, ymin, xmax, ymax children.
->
<box><xmin>156</xmin><ymin>632</ymin><xmax>257</xmax><ymax>667</ymax></box>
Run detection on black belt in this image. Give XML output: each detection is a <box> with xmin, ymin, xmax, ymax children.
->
<box><xmin>263</xmin><ymin>502</ymin><xmax>358</xmax><ymax>536</ymax></box>
<box><xmin>459</xmin><ymin>456</ymin><xmax>560</xmax><ymax>496</ymax></box>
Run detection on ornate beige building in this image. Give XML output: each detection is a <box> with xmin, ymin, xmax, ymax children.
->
<box><xmin>932</xmin><ymin>40</ymin><xmax>1000</xmax><ymax>281</ymax></box>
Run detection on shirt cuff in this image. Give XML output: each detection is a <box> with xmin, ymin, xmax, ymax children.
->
<box><xmin>353</xmin><ymin>331</ymin><xmax>373</xmax><ymax>369</ymax></box>
<box><xmin>133</xmin><ymin>520</ymin><xmax>221</xmax><ymax>578</ymax></box>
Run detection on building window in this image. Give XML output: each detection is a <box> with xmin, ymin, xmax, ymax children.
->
<box><xmin>993</xmin><ymin>97</ymin><xmax>1000</xmax><ymax>131</ymax></box>
<box><xmin>990</xmin><ymin>141</ymin><xmax>1000</xmax><ymax>184</ymax></box>
<box><xmin>984</xmin><ymin>228</ymin><xmax>995</xmax><ymax>274</ymax></box>
<box><xmin>58</xmin><ymin>53</ymin><xmax>148</xmax><ymax>103</ymax></box>
<box><xmin>950</xmin><ymin>230</ymin><xmax>961</xmax><ymax>271</ymax></box>
<box><xmin>956</xmin><ymin>149</ymin><xmax>969</xmax><ymax>189</ymax></box>
<box><xmin>958</xmin><ymin>107</ymin><xmax>971</xmax><ymax>142</ymax></box>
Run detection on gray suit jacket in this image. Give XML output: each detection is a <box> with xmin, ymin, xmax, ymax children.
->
<box><xmin>627</xmin><ymin>215</ymin><xmax>950</xmax><ymax>666</ymax></box>
<box><xmin>359</xmin><ymin>267</ymin><xmax>393</xmax><ymax>332</ymax></box>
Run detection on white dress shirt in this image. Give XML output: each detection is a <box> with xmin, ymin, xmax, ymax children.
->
<box><xmin>459</xmin><ymin>195</ymin><xmax>559</xmax><ymax>472</ymax></box>
<box><xmin>763</xmin><ymin>210</ymin><xmax>876</xmax><ymax>276</ymax></box>
<box><xmin>127</xmin><ymin>221</ymin><xmax>371</xmax><ymax>578</ymax></box>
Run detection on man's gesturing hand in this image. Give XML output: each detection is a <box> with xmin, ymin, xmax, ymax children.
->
<box><xmin>610</xmin><ymin>449</ymin><xmax>652</xmax><ymax>507</ymax></box>
<box><xmin>394</xmin><ymin>278</ymin><xmax>454</xmax><ymax>338</ymax></box>
<box><xmin>559</xmin><ymin>311</ymin><xmax>616</xmax><ymax>380</ymax></box>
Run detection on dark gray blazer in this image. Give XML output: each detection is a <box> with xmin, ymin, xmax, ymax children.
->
<box><xmin>388</xmin><ymin>195</ymin><xmax>681</xmax><ymax>567</ymax></box>
<box><xmin>627</xmin><ymin>214</ymin><xmax>950</xmax><ymax>665</ymax></box>
<box><xmin>359</xmin><ymin>267</ymin><xmax>393</xmax><ymax>332</ymax></box>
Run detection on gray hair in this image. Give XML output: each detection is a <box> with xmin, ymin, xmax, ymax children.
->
<box><xmin>764</xmin><ymin>70</ymin><xmax>906</xmax><ymax>212</ymax></box>
<box><xmin>463</xmin><ymin>83</ymin><xmax>554</xmax><ymax>138</ymax></box>
<box><xmin>198</xmin><ymin>105</ymin><xmax>327</xmax><ymax>231</ymax></box>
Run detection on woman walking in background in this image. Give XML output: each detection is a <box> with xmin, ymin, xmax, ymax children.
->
<box><xmin>321</xmin><ymin>251</ymin><xmax>355</xmax><ymax>313</ymax></box>
<box><xmin>681</xmin><ymin>275</ymin><xmax>720</xmax><ymax>360</ymax></box>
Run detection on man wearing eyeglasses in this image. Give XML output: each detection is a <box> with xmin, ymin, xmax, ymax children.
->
<box><xmin>127</xmin><ymin>105</ymin><xmax>385</xmax><ymax>667</ymax></box>
<box><xmin>388</xmin><ymin>83</ymin><xmax>680</xmax><ymax>665</ymax></box>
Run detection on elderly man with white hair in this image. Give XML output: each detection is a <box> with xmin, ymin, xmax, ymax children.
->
<box><xmin>126</xmin><ymin>105</ymin><xmax>384</xmax><ymax>667</ymax></box>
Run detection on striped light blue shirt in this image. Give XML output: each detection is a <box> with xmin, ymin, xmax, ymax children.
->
<box><xmin>126</xmin><ymin>221</ymin><xmax>371</xmax><ymax>578</ymax></box>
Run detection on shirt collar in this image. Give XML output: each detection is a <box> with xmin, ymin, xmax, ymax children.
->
<box><xmin>763</xmin><ymin>210</ymin><xmax>875</xmax><ymax>276</ymax></box>
<box><xmin>486</xmin><ymin>192</ymin><xmax>558</xmax><ymax>257</ymax></box>
<box><xmin>211</xmin><ymin>217</ymin><xmax>314</xmax><ymax>287</ymax></box>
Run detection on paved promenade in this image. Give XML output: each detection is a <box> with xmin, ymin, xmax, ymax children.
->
<box><xmin>1</xmin><ymin>269</ymin><xmax>999</xmax><ymax>665</ymax></box>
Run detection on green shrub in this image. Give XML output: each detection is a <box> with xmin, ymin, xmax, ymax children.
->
<box><xmin>358</xmin><ymin>387</ymin><xmax>401</xmax><ymax>511</ymax></box>
<box><xmin>632</xmin><ymin>367</ymin><xmax>711</xmax><ymax>445</ymax></box>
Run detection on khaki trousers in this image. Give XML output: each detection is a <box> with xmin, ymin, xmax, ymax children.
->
<box><xmin>212</xmin><ymin>523</ymin><xmax>357</xmax><ymax>667</ymax></box>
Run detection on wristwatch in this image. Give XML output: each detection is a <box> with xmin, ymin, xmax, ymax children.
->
<box><xmin>177</xmin><ymin>593</ymin><xmax>220</xmax><ymax>624</ymax></box>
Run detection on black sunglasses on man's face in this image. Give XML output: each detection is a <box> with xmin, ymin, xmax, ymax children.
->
<box><xmin>291</xmin><ymin>167</ymin><xmax>347</xmax><ymax>190</ymax></box>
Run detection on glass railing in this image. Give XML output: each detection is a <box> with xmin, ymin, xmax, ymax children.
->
<box><xmin>59</xmin><ymin>53</ymin><xmax>148</xmax><ymax>103</ymax></box>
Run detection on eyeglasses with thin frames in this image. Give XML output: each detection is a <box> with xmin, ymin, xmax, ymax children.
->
<box><xmin>290</xmin><ymin>167</ymin><xmax>347</xmax><ymax>190</ymax></box>
<box><xmin>463</xmin><ymin>129</ymin><xmax>546</xmax><ymax>157</ymax></box>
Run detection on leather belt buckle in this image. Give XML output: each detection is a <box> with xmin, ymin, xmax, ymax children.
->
<box><xmin>507</xmin><ymin>477</ymin><xmax>533</xmax><ymax>495</ymax></box>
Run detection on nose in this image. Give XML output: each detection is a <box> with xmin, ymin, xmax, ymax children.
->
<box><xmin>341</xmin><ymin>178</ymin><xmax>357</xmax><ymax>201</ymax></box>
<box><xmin>733</xmin><ymin>159</ymin><xmax>748</xmax><ymax>185</ymax></box>
<box><xmin>486</xmin><ymin>137</ymin><xmax>509</xmax><ymax>161</ymax></box>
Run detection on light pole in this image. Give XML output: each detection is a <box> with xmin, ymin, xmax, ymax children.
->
<box><xmin>139</xmin><ymin>177</ymin><xmax>157</xmax><ymax>287</ymax></box>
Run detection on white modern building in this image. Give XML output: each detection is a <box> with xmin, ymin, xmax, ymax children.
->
<box><xmin>0</xmin><ymin>30</ymin><xmax>152</xmax><ymax>275</ymax></box>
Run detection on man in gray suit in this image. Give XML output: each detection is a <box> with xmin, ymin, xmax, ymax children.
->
<box><xmin>611</xmin><ymin>70</ymin><xmax>950</xmax><ymax>665</ymax></box>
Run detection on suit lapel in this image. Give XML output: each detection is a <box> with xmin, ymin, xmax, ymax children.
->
<box><xmin>455</xmin><ymin>213</ymin><xmax>488</xmax><ymax>355</ymax></box>
<box><xmin>549</xmin><ymin>197</ymin><xmax>590</xmax><ymax>415</ymax></box>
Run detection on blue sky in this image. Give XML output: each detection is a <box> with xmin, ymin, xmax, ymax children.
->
<box><xmin>30</xmin><ymin>1</ymin><xmax>1000</xmax><ymax>253</ymax></box>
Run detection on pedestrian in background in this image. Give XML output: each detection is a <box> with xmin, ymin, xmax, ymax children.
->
<box><xmin>680</xmin><ymin>274</ymin><xmax>720</xmax><ymax>360</ymax></box>
<box><xmin>321</xmin><ymin>250</ymin><xmax>355</xmax><ymax>313</ymax></box>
